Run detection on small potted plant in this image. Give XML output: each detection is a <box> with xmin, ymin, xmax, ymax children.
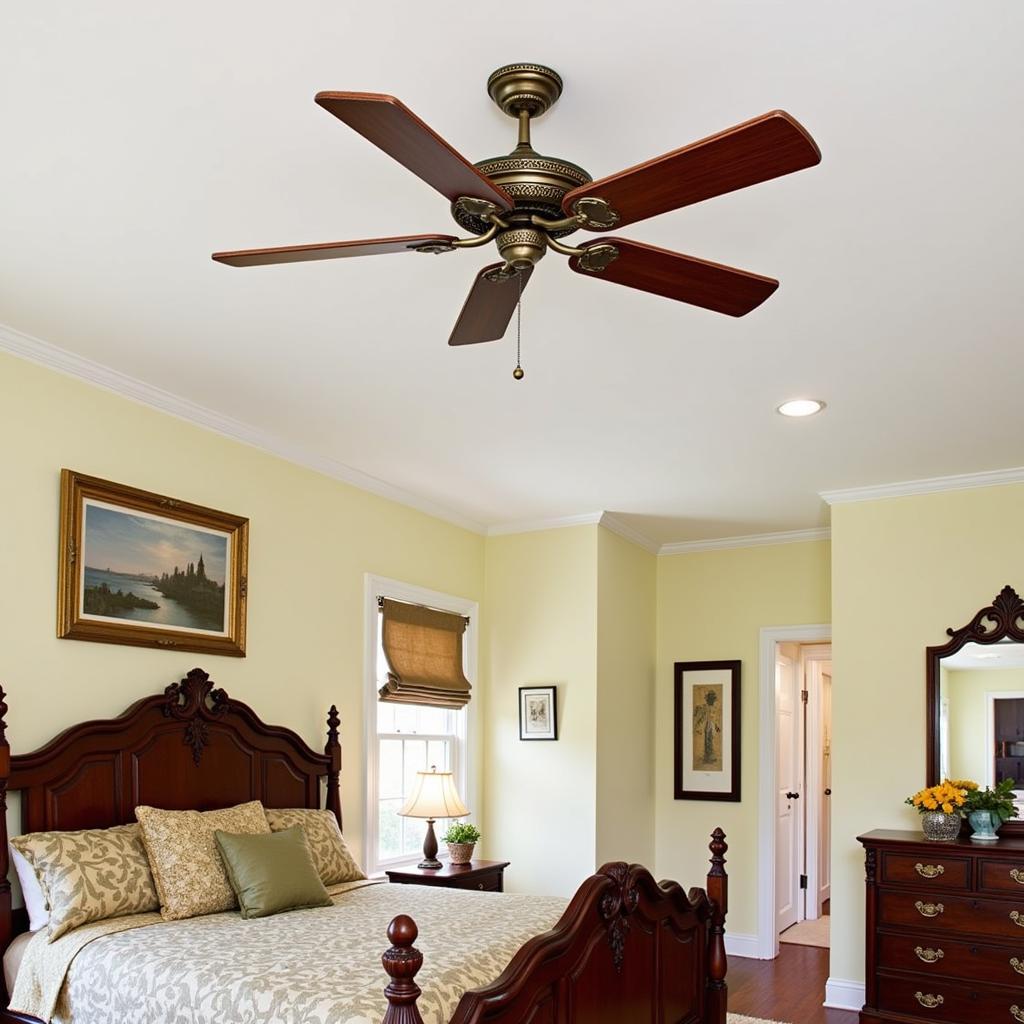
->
<box><xmin>443</xmin><ymin>822</ymin><xmax>481</xmax><ymax>865</ymax></box>
<box><xmin>964</xmin><ymin>778</ymin><xmax>1020</xmax><ymax>842</ymax></box>
<box><xmin>905</xmin><ymin>780</ymin><xmax>971</xmax><ymax>841</ymax></box>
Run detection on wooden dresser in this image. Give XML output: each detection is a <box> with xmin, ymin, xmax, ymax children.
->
<box><xmin>859</xmin><ymin>829</ymin><xmax>1024</xmax><ymax>1024</ymax></box>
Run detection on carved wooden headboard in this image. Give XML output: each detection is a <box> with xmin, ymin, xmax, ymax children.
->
<box><xmin>0</xmin><ymin>667</ymin><xmax>341</xmax><ymax>959</ymax></box>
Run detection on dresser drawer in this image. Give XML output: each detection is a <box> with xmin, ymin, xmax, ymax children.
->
<box><xmin>979</xmin><ymin>859</ymin><xmax>1024</xmax><ymax>897</ymax></box>
<box><xmin>877</xmin><ymin>972</ymin><xmax>1024</xmax><ymax>1023</ymax></box>
<box><xmin>879</xmin><ymin>890</ymin><xmax>1024</xmax><ymax>942</ymax></box>
<box><xmin>447</xmin><ymin>871</ymin><xmax>503</xmax><ymax>892</ymax></box>
<box><xmin>880</xmin><ymin>852</ymin><xmax>972</xmax><ymax>890</ymax></box>
<box><xmin>878</xmin><ymin>932</ymin><xmax>1024</xmax><ymax>987</ymax></box>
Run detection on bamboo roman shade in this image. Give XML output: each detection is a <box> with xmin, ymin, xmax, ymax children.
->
<box><xmin>378</xmin><ymin>599</ymin><xmax>471</xmax><ymax>708</ymax></box>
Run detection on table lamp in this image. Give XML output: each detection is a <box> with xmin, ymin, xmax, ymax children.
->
<box><xmin>398</xmin><ymin>765</ymin><xmax>469</xmax><ymax>869</ymax></box>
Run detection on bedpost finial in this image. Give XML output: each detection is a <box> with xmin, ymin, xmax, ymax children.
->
<box><xmin>708</xmin><ymin>828</ymin><xmax>727</xmax><ymax>875</ymax></box>
<box><xmin>381</xmin><ymin>915</ymin><xmax>425</xmax><ymax>1024</ymax></box>
<box><xmin>327</xmin><ymin>705</ymin><xmax>341</xmax><ymax>745</ymax></box>
<box><xmin>0</xmin><ymin>686</ymin><xmax>7</xmax><ymax>745</ymax></box>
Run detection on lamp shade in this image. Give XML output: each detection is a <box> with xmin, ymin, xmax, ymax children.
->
<box><xmin>398</xmin><ymin>767</ymin><xmax>469</xmax><ymax>820</ymax></box>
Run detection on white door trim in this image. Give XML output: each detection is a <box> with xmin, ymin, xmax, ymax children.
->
<box><xmin>757</xmin><ymin>624</ymin><xmax>832</xmax><ymax>959</ymax></box>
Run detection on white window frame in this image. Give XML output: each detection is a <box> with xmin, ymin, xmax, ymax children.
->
<box><xmin>363</xmin><ymin>574</ymin><xmax>477</xmax><ymax>877</ymax></box>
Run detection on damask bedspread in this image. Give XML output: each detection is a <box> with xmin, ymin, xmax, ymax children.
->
<box><xmin>10</xmin><ymin>880</ymin><xmax>568</xmax><ymax>1024</ymax></box>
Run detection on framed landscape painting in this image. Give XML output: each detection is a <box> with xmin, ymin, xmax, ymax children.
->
<box><xmin>519</xmin><ymin>685</ymin><xmax>558</xmax><ymax>740</ymax></box>
<box><xmin>674</xmin><ymin>660</ymin><xmax>741</xmax><ymax>801</ymax></box>
<box><xmin>57</xmin><ymin>470</ymin><xmax>248</xmax><ymax>657</ymax></box>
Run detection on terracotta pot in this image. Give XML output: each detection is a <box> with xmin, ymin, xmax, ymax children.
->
<box><xmin>447</xmin><ymin>842</ymin><xmax>476</xmax><ymax>865</ymax></box>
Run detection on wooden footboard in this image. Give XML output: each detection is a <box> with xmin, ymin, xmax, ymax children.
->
<box><xmin>382</xmin><ymin>830</ymin><xmax>729</xmax><ymax>1024</ymax></box>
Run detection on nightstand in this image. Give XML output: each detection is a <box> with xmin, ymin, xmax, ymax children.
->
<box><xmin>385</xmin><ymin>859</ymin><xmax>510</xmax><ymax>892</ymax></box>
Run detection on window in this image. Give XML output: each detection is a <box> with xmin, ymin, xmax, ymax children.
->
<box><xmin>365</xmin><ymin>576</ymin><xmax>474</xmax><ymax>875</ymax></box>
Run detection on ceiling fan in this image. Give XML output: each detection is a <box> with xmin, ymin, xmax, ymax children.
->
<box><xmin>212</xmin><ymin>63</ymin><xmax>821</xmax><ymax>349</ymax></box>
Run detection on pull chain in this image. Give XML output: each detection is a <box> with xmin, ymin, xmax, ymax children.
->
<box><xmin>512</xmin><ymin>269</ymin><xmax>524</xmax><ymax>380</ymax></box>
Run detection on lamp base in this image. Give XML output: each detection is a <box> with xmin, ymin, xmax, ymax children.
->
<box><xmin>418</xmin><ymin>818</ymin><xmax>441</xmax><ymax>871</ymax></box>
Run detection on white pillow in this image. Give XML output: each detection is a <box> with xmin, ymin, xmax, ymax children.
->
<box><xmin>10</xmin><ymin>845</ymin><xmax>48</xmax><ymax>932</ymax></box>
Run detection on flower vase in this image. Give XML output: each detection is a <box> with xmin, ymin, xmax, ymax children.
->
<box><xmin>447</xmin><ymin>842</ymin><xmax>476</xmax><ymax>865</ymax></box>
<box><xmin>921</xmin><ymin>811</ymin><xmax>961</xmax><ymax>842</ymax></box>
<box><xmin>968</xmin><ymin>809</ymin><xmax>999</xmax><ymax>842</ymax></box>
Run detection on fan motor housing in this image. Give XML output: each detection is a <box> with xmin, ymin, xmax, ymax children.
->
<box><xmin>451</xmin><ymin>148</ymin><xmax>591</xmax><ymax>238</ymax></box>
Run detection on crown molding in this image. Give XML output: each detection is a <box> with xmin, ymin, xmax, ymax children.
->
<box><xmin>0</xmin><ymin>321</ymin><xmax>488</xmax><ymax>535</ymax></box>
<box><xmin>820</xmin><ymin>466</ymin><xmax>1024</xmax><ymax>505</ymax></box>
<box><xmin>486</xmin><ymin>512</ymin><xmax>605</xmax><ymax>537</ymax></box>
<box><xmin>598</xmin><ymin>513</ymin><xmax>661</xmax><ymax>554</ymax></box>
<box><xmin>658</xmin><ymin>527</ymin><xmax>831</xmax><ymax>556</ymax></box>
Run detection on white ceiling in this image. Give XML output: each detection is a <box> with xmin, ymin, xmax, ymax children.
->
<box><xmin>2</xmin><ymin>1</ymin><xmax>1023</xmax><ymax>544</ymax></box>
<box><xmin>943</xmin><ymin>641</ymin><xmax>1024</xmax><ymax>671</ymax></box>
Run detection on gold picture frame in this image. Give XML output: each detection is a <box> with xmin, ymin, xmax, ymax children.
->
<box><xmin>57</xmin><ymin>469</ymin><xmax>248</xmax><ymax>657</ymax></box>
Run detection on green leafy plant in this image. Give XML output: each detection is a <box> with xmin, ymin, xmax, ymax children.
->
<box><xmin>443</xmin><ymin>823</ymin><xmax>481</xmax><ymax>845</ymax></box>
<box><xmin>965</xmin><ymin>778</ymin><xmax>1020</xmax><ymax>825</ymax></box>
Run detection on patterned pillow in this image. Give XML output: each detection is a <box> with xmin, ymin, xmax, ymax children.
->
<box><xmin>135</xmin><ymin>801</ymin><xmax>270</xmax><ymax>921</ymax></box>
<box><xmin>10</xmin><ymin>824</ymin><xmax>159</xmax><ymax>941</ymax></box>
<box><xmin>264</xmin><ymin>809</ymin><xmax>365</xmax><ymax>885</ymax></box>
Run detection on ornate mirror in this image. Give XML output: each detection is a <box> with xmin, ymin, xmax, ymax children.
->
<box><xmin>927</xmin><ymin>585</ymin><xmax>1024</xmax><ymax>835</ymax></box>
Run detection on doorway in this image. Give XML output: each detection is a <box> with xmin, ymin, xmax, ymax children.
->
<box><xmin>755</xmin><ymin>623</ymin><xmax>831</xmax><ymax>961</ymax></box>
<box><xmin>775</xmin><ymin>642</ymin><xmax>832</xmax><ymax>946</ymax></box>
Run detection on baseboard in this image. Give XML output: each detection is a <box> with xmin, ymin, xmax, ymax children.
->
<box><xmin>825</xmin><ymin>977</ymin><xmax>865</xmax><ymax>1012</ymax></box>
<box><xmin>724</xmin><ymin>933</ymin><xmax>761</xmax><ymax>959</ymax></box>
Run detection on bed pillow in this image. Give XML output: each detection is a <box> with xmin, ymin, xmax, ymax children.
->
<box><xmin>9</xmin><ymin>824</ymin><xmax>159</xmax><ymax>941</ymax></box>
<box><xmin>214</xmin><ymin>827</ymin><xmax>333</xmax><ymax>919</ymax></box>
<box><xmin>264</xmin><ymin>808</ymin><xmax>365</xmax><ymax>885</ymax></box>
<box><xmin>9</xmin><ymin>845</ymin><xmax>49</xmax><ymax>933</ymax></box>
<box><xmin>135</xmin><ymin>801</ymin><xmax>270</xmax><ymax>921</ymax></box>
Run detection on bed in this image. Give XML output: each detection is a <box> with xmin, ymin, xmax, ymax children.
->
<box><xmin>0</xmin><ymin>668</ymin><xmax>730</xmax><ymax>1024</ymax></box>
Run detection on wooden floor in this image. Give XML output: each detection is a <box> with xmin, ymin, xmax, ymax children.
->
<box><xmin>728</xmin><ymin>944</ymin><xmax>858</xmax><ymax>1024</ymax></box>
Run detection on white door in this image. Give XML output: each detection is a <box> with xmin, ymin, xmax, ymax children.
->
<box><xmin>819</xmin><ymin>670</ymin><xmax>832</xmax><ymax>907</ymax></box>
<box><xmin>775</xmin><ymin>650</ymin><xmax>801</xmax><ymax>934</ymax></box>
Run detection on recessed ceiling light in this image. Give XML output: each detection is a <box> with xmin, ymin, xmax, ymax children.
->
<box><xmin>975</xmin><ymin>652</ymin><xmax>1001</xmax><ymax>660</ymax></box>
<box><xmin>777</xmin><ymin>398</ymin><xmax>826</xmax><ymax>418</ymax></box>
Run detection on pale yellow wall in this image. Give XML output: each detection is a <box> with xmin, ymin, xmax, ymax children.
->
<box><xmin>655</xmin><ymin>540</ymin><xmax>832</xmax><ymax>938</ymax></box>
<box><xmin>596</xmin><ymin>528</ymin><xmax>656</xmax><ymax>867</ymax></box>
<box><xmin>945</xmin><ymin>667</ymin><xmax>1024</xmax><ymax>788</ymax></box>
<box><xmin>830</xmin><ymin>483</ymin><xmax>1024</xmax><ymax>985</ymax></box>
<box><xmin>482</xmin><ymin>526</ymin><xmax>599</xmax><ymax>896</ymax></box>
<box><xmin>0</xmin><ymin>352</ymin><xmax>485</xmax><ymax>866</ymax></box>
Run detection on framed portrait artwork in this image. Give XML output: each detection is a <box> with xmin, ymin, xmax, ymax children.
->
<box><xmin>519</xmin><ymin>685</ymin><xmax>558</xmax><ymax>740</ymax></box>
<box><xmin>673</xmin><ymin>660</ymin><xmax>741</xmax><ymax>801</ymax></box>
<box><xmin>57</xmin><ymin>469</ymin><xmax>249</xmax><ymax>657</ymax></box>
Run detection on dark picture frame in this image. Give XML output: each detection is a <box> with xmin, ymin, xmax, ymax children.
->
<box><xmin>57</xmin><ymin>469</ymin><xmax>249</xmax><ymax>657</ymax></box>
<box><xmin>519</xmin><ymin>685</ymin><xmax>558</xmax><ymax>740</ymax></box>
<box><xmin>674</xmin><ymin>660</ymin><xmax>741</xmax><ymax>801</ymax></box>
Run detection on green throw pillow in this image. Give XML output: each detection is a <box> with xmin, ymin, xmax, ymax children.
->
<box><xmin>214</xmin><ymin>827</ymin><xmax>333</xmax><ymax>920</ymax></box>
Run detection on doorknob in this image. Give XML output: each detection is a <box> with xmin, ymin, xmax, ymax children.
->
<box><xmin>824</xmin><ymin>788</ymin><xmax>832</xmax><ymax>796</ymax></box>
<box><xmin>786</xmin><ymin>791</ymin><xmax>800</xmax><ymax>800</ymax></box>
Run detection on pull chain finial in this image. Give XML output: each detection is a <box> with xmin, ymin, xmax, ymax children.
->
<box><xmin>512</xmin><ymin>269</ymin><xmax>524</xmax><ymax>380</ymax></box>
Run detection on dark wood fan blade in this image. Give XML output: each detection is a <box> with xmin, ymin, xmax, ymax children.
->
<box><xmin>562</xmin><ymin>111</ymin><xmax>820</xmax><ymax>230</ymax></box>
<box><xmin>211</xmin><ymin>234</ymin><xmax>458</xmax><ymax>267</ymax></box>
<box><xmin>568</xmin><ymin>238</ymin><xmax>778</xmax><ymax>316</ymax></box>
<box><xmin>315</xmin><ymin>92</ymin><xmax>512</xmax><ymax>209</ymax></box>
<box><xmin>449</xmin><ymin>264</ymin><xmax>533</xmax><ymax>346</ymax></box>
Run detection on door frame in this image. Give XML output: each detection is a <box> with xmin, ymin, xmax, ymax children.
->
<box><xmin>801</xmin><ymin>644</ymin><xmax>833</xmax><ymax>921</ymax></box>
<box><xmin>757</xmin><ymin>624</ymin><xmax>831</xmax><ymax>959</ymax></box>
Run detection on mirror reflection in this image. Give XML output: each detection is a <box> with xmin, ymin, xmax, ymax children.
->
<box><xmin>939</xmin><ymin>639</ymin><xmax>1024</xmax><ymax>815</ymax></box>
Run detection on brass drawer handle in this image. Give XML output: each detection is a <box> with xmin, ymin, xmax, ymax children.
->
<box><xmin>915</xmin><ymin>992</ymin><xmax>944</xmax><ymax>1009</ymax></box>
<box><xmin>1011</xmin><ymin>957</ymin><xmax>1024</xmax><ymax>976</ymax></box>
<box><xmin>915</xmin><ymin>946</ymin><xmax>944</xmax><ymax>964</ymax></box>
<box><xmin>1012</xmin><ymin>1006</ymin><xmax>1024</xmax><ymax>1023</ymax></box>
<box><xmin>915</xmin><ymin>901</ymin><xmax>945</xmax><ymax>918</ymax></box>
<box><xmin>915</xmin><ymin>863</ymin><xmax>945</xmax><ymax>879</ymax></box>
<box><xmin>1012</xmin><ymin>869</ymin><xmax>1024</xmax><ymax>886</ymax></box>
<box><xmin>1013</xmin><ymin>911</ymin><xmax>1024</xmax><ymax>928</ymax></box>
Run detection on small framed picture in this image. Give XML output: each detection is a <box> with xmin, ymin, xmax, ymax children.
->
<box><xmin>519</xmin><ymin>686</ymin><xmax>558</xmax><ymax>741</ymax></box>
<box><xmin>57</xmin><ymin>469</ymin><xmax>249</xmax><ymax>657</ymax></box>
<box><xmin>674</xmin><ymin>661</ymin><xmax>741</xmax><ymax>801</ymax></box>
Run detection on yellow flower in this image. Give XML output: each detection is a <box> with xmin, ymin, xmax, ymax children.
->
<box><xmin>942</xmin><ymin>802</ymin><xmax>953</xmax><ymax>814</ymax></box>
<box><xmin>924</xmin><ymin>797</ymin><xmax>938</xmax><ymax>810</ymax></box>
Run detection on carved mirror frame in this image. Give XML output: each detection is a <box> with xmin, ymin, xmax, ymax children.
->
<box><xmin>927</xmin><ymin>585</ymin><xmax>1024</xmax><ymax>835</ymax></box>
